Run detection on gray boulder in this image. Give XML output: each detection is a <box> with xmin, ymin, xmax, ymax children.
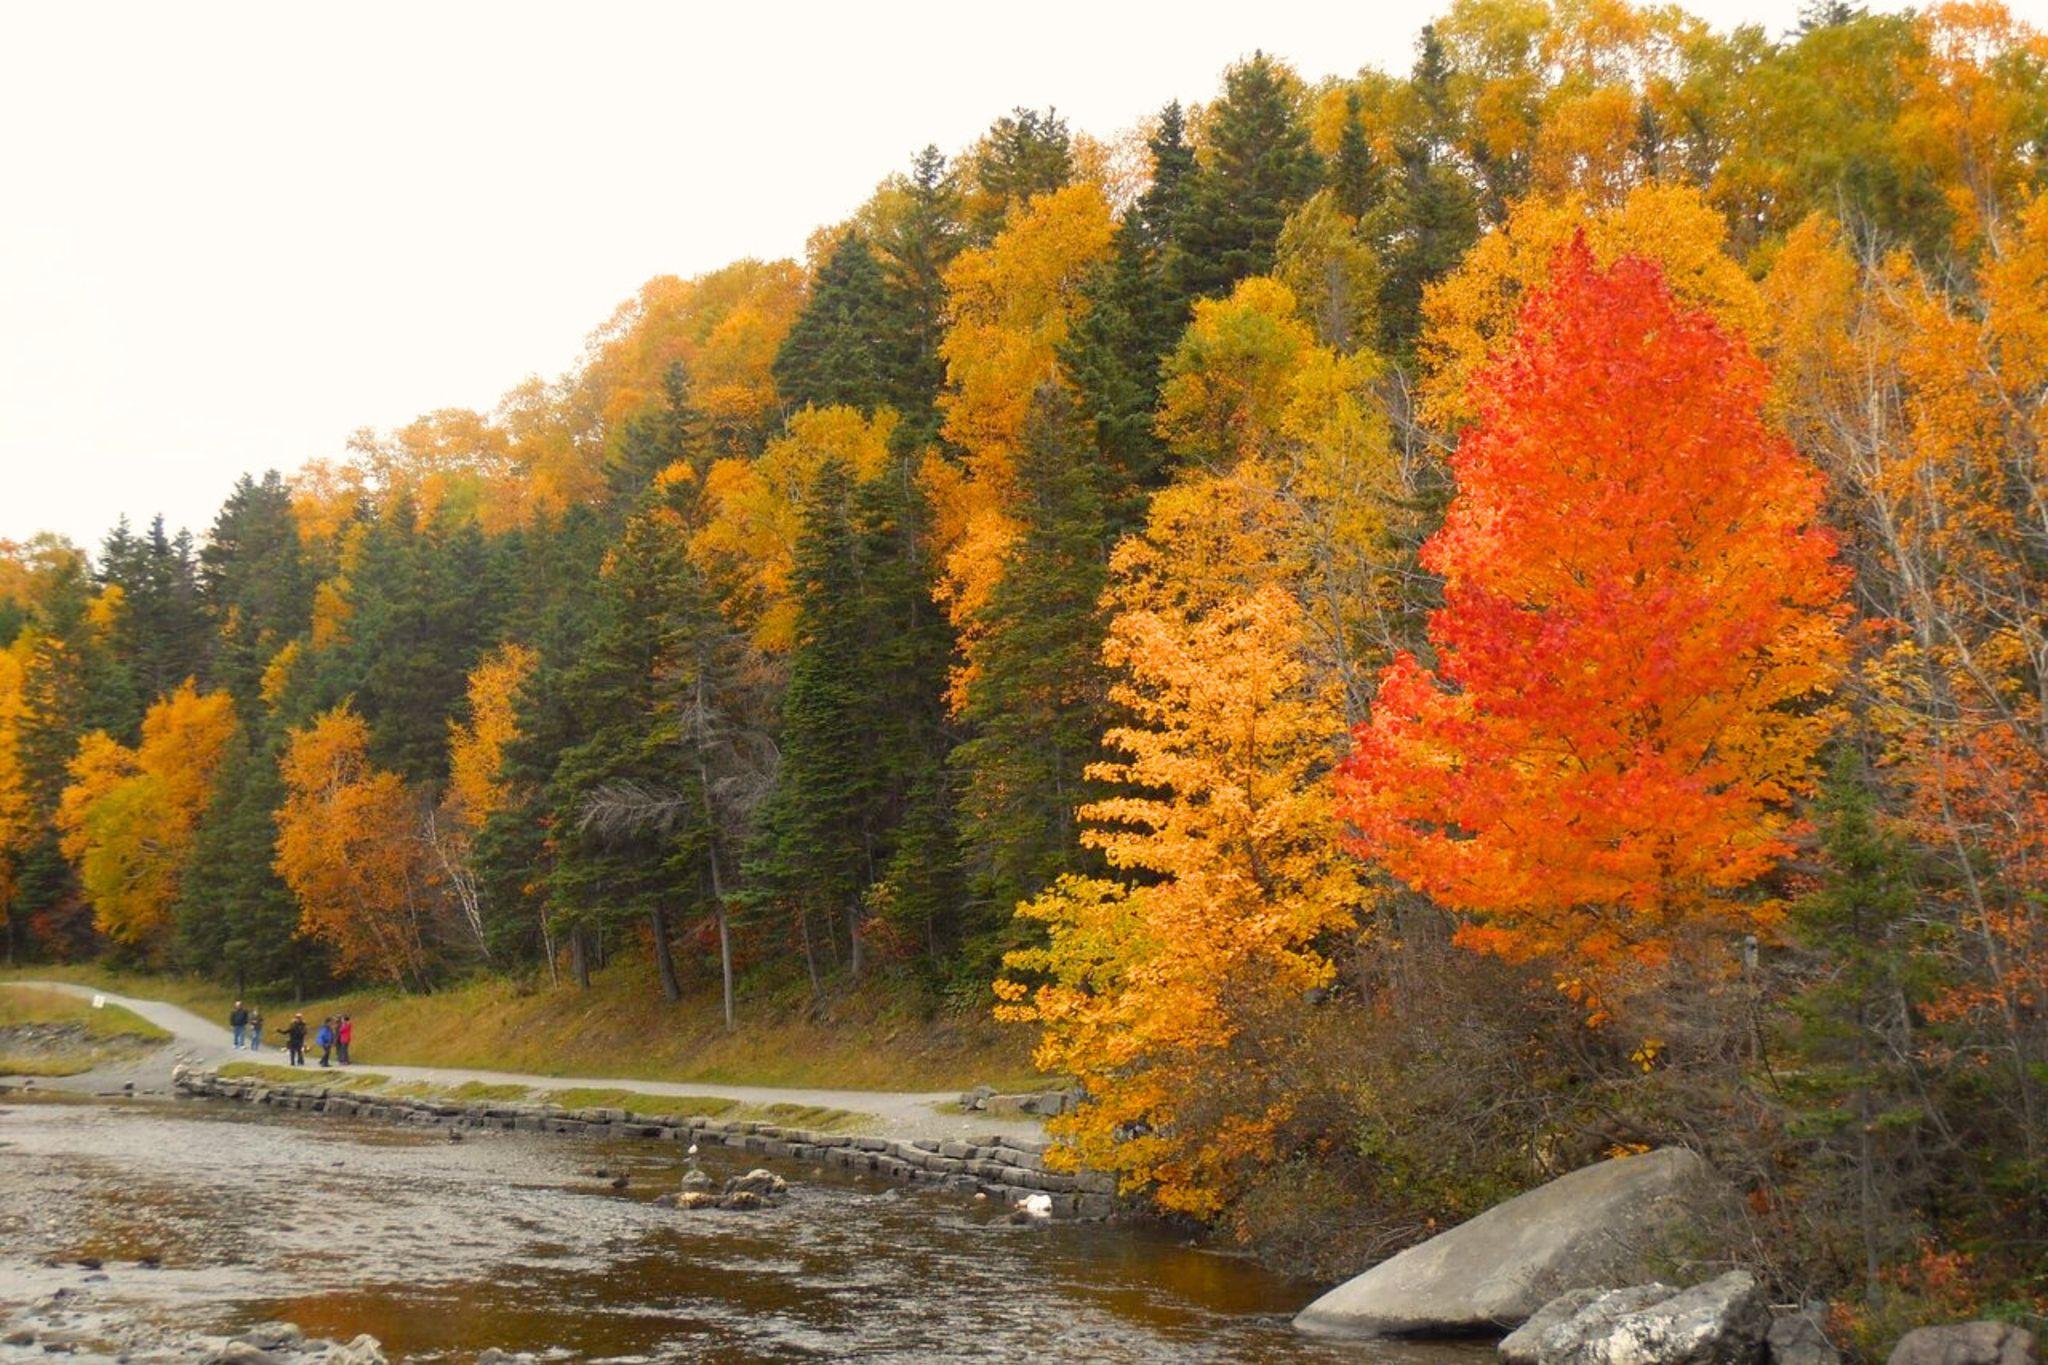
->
<box><xmin>1888</xmin><ymin>1323</ymin><xmax>2038</xmax><ymax>1365</ymax></box>
<box><xmin>1498</xmin><ymin>1272</ymin><xmax>1769</xmax><ymax>1365</ymax></box>
<box><xmin>1295</xmin><ymin>1147</ymin><xmax>1732</xmax><ymax>1338</ymax></box>
<box><xmin>1766</xmin><ymin>1311</ymin><xmax>1842</xmax><ymax>1365</ymax></box>
<box><xmin>724</xmin><ymin>1168</ymin><xmax>787</xmax><ymax>1198</ymax></box>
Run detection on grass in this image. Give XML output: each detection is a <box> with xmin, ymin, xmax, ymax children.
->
<box><xmin>0</xmin><ymin>984</ymin><xmax>171</xmax><ymax>1076</ymax></box>
<box><xmin>2</xmin><ymin>957</ymin><xmax>1049</xmax><ymax>1094</ymax></box>
<box><xmin>200</xmin><ymin>1069</ymin><xmax>868</xmax><ymax>1130</ymax></box>
<box><xmin>219</xmin><ymin>1061</ymin><xmax>390</xmax><ymax>1091</ymax></box>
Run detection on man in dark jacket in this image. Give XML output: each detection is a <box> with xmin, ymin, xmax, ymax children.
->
<box><xmin>229</xmin><ymin>1001</ymin><xmax>249</xmax><ymax>1049</ymax></box>
<box><xmin>285</xmin><ymin>1013</ymin><xmax>308</xmax><ymax>1067</ymax></box>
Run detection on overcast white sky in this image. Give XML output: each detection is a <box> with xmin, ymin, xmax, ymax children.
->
<box><xmin>0</xmin><ymin>0</ymin><xmax>2008</xmax><ymax>551</ymax></box>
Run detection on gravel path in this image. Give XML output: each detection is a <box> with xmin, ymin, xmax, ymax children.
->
<box><xmin>4</xmin><ymin>980</ymin><xmax>1039</xmax><ymax>1144</ymax></box>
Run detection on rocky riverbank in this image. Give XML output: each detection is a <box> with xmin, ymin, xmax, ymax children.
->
<box><xmin>171</xmin><ymin>1065</ymin><xmax>1118</xmax><ymax>1219</ymax></box>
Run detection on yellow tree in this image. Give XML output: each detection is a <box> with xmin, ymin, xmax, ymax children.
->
<box><xmin>275</xmin><ymin>704</ymin><xmax>436</xmax><ymax>987</ymax></box>
<box><xmin>53</xmin><ymin>681</ymin><xmax>238</xmax><ymax>948</ymax></box>
<box><xmin>691</xmin><ymin>405</ymin><xmax>897</xmax><ymax>651</ymax></box>
<box><xmin>437</xmin><ymin>642</ymin><xmax>539</xmax><ymax>960</ymax></box>
<box><xmin>0</xmin><ymin>640</ymin><xmax>32</xmax><ymax>935</ymax></box>
<box><xmin>1155</xmin><ymin>276</ymin><xmax>1405</xmax><ymax>715</ymax></box>
<box><xmin>999</xmin><ymin>469</ymin><xmax>1370</xmax><ymax>1215</ymax></box>
<box><xmin>1417</xmin><ymin>181</ymin><xmax>1763</xmax><ymax>428</ymax></box>
<box><xmin>924</xmin><ymin>182</ymin><xmax>1115</xmax><ymax>676</ymax></box>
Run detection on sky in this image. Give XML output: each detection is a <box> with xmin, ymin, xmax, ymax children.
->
<box><xmin>0</xmin><ymin>0</ymin><xmax>2010</xmax><ymax>552</ymax></box>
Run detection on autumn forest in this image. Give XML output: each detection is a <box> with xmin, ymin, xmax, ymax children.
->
<box><xmin>3</xmin><ymin>0</ymin><xmax>2046</xmax><ymax>1336</ymax></box>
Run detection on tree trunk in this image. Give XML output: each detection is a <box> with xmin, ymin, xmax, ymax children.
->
<box><xmin>649</xmin><ymin>904</ymin><xmax>682</xmax><ymax>1003</ymax></box>
<box><xmin>847</xmin><ymin>896</ymin><xmax>864</xmax><ymax>980</ymax></box>
<box><xmin>716</xmin><ymin>906</ymin><xmax>735</xmax><ymax>1032</ymax></box>
<box><xmin>570</xmin><ymin>927</ymin><xmax>591</xmax><ymax>990</ymax></box>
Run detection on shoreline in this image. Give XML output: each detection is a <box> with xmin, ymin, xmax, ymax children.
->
<box><xmin>167</xmin><ymin>1064</ymin><xmax>1118</xmax><ymax>1220</ymax></box>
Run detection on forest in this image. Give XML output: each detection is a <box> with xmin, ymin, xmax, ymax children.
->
<box><xmin>2</xmin><ymin>0</ymin><xmax>2045</xmax><ymax>1339</ymax></box>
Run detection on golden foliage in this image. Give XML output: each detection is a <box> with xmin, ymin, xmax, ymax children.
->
<box><xmin>53</xmin><ymin>682</ymin><xmax>238</xmax><ymax>947</ymax></box>
<box><xmin>692</xmin><ymin>406</ymin><xmax>897</xmax><ymax>651</ymax></box>
<box><xmin>276</xmin><ymin>704</ymin><xmax>436</xmax><ymax>986</ymax></box>
<box><xmin>1417</xmin><ymin>180</ymin><xmax>1763</xmax><ymax>427</ymax></box>
<box><xmin>446</xmin><ymin>642</ymin><xmax>539</xmax><ymax>833</ymax></box>
<box><xmin>1002</xmin><ymin>467</ymin><xmax>1371</xmax><ymax>1216</ymax></box>
<box><xmin>928</xmin><ymin>183</ymin><xmax>1116</xmax><ymax>645</ymax></box>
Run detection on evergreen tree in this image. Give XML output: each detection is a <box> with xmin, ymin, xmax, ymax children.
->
<box><xmin>1330</xmin><ymin>88</ymin><xmax>1388</xmax><ymax>221</ymax></box>
<box><xmin>970</xmin><ymin>107</ymin><xmax>1073</xmax><ymax>239</ymax></box>
<box><xmin>201</xmin><ymin>472</ymin><xmax>313</xmax><ymax>709</ymax></box>
<box><xmin>774</xmin><ymin>233</ymin><xmax>896</xmax><ymax>413</ymax></box>
<box><xmin>951</xmin><ymin>385</ymin><xmax>1113</xmax><ymax>957</ymax></box>
<box><xmin>176</xmin><ymin>730</ymin><xmax>323</xmax><ymax>994</ymax></box>
<box><xmin>873</xmin><ymin>145</ymin><xmax>965</xmax><ymax>447</ymax></box>
<box><xmin>96</xmin><ymin>514</ymin><xmax>208</xmax><ymax>729</ymax></box>
<box><xmin>336</xmin><ymin>500</ymin><xmax>499</xmax><ymax>784</ymax></box>
<box><xmin>1172</xmin><ymin>54</ymin><xmax>1322</xmax><ymax>301</ymax></box>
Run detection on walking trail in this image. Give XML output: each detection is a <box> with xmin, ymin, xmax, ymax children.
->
<box><xmin>4</xmin><ymin>980</ymin><xmax>1040</xmax><ymax>1144</ymax></box>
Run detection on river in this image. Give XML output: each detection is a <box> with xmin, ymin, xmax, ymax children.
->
<box><xmin>0</xmin><ymin>1091</ymin><xmax>1492</xmax><ymax>1363</ymax></box>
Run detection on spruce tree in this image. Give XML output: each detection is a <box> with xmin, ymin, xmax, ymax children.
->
<box><xmin>951</xmin><ymin>385</ymin><xmax>1112</xmax><ymax>958</ymax></box>
<box><xmin>1172</xmin><ymin>54</ymin><xmax>1322</xmax><ymax>301</ymax></box>
<box><xmin>201</xmin><ymin>471</ymin><xmax>313</xmax><ymax>709</ymax></box>
<box><xmin>773</xmin><ymin>233</ymin><xmax>896</xmax><ymax>413</ymax></box>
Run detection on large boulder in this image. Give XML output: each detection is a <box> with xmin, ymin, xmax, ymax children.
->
<box><xmin>1294</xmin><ymin>1147</ymin><xmax>1732</xmax><ymax>1338</ymax></box>
<box><xmin>1498</xmin><ymin>1272</ymin><xmax>1769</xmax><ymax>1365</ymax></box>
<box><xmin>1888</xmin><ymin>1323</ymin><xmax>2038</xmax><ymax>1365</ymax></box>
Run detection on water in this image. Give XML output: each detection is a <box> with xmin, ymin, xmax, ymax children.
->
<box><xmin>0</xmin><ymin>1093</ymin><xmax>1491</xmax><ymax>1363</ymax></box>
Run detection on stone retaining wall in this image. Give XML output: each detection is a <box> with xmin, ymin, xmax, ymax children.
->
<box><xmin>171</xmin><ymin>1067</ymin><xmax>1117</xmax><ymax>1219</ymax></box>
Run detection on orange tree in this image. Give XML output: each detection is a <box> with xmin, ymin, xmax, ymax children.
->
<box><xmin>1339</xmin><ymin>241</ymin><xmax>1849</xmax><ymax>993</ymax></box>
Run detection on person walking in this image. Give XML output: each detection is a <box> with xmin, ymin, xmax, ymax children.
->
<box><xmin>248</xmin><ymin>1006</ymin><xmax>264</xmax><ymax>1053</ymax></box>
<box><xmin>336</xmin><ymin>1015</ymin><xmax>353</xmax><ymax>1066</ymax></box>
<box><xmin>285</xmin><ymin>1013</ymin><xmax>307</xmax><ymax>1067</ymax></box>
<box><xmin>229</xmin><ymin>1001</ymin><xmax>249</xmax><ymax>1049</ymax></box>
<box><xmin>316</xmin><ymin>1017</ymin><xmax>335</xmax><ymax>1068</ymax></box>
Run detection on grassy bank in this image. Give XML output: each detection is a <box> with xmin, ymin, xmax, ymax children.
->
<box><xmin>3</xmin><ymin>961</ymin><xmax>1043</xmax><ymax>1093</ymax></box>
<box><xmin>214</xmin><ymin>1060</ymin><xmax>875</xmax><ymax>1131</ymax></box>
<box><xmin>0</xmin><ymin>985</ymin><xmax>171</xmax><ymax>1076</ymax></box>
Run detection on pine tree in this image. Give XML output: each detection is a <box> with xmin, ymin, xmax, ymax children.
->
<box><xmin>1172</xmin><ymin>54</ymin><xmax>1322</xmax><ymax>301</ymax></box>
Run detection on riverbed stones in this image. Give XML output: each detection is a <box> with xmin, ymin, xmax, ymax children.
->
<box><xmin>1498</xmin><ymin>1273</ymin><xmax>1769</xmax><ymax>1365</ymax></box>
<box><xmin>1294</xmin><ymin>1147</ymin><xmax>1734</xmax><ymax>1338</ymax></box>
<box><xmin>173</xmin><ymin>1066</ymin><xmax>1109</xmax><ymax>1220</ymax></box>
<box><xmin>1888</xmin><ymin>1323</ymin><xmax>2039</xmax><ymax>1365</ymax></box>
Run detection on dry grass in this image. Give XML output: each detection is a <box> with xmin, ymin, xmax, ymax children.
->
<box><xmin>3</xmin><ymin>959</ymin><xmax>1046</xmax><ymax>1092</ymax></box>
<box><xmin>0</xmin><ymin>984</ymin><xmax>171</xmax><ymax>1075</ymax></box>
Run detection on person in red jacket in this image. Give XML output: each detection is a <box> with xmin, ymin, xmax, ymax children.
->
<box><xmin>336</xmin><ymin>1014</ymin><xmax>354</xmax><ymax>1066</ymax></box>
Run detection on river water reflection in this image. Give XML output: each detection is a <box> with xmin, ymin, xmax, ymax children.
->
<box><xmin>0</xmin><ymin>1094</ymin><xmax>1491</xmax><ymax>1363</ymax></box>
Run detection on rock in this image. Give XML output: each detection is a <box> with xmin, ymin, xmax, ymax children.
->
<box><xmin>677</xmin><ymin>1191</ymin><xmax>720</xmax><ymax>1210</ymax></box>
<box><xmin>721</xmin><ymin>1190</ymin><xmax>765</xmax><ymax>1211</ymax></box>
<box><xmin>1888</xmin><ymin>1323</ymin><xmax>2039</xmax><ymax>1365</ymax></box>
<box><xmin>1766</xmin><ymin>1311</ymin><xmax>1841</xmax><ymax>1365</ymax></box>
<box><xmin>477</xmin><ymin>1351</ymin><xmax>538</xmax><ymax>1365</ymax></box>
<box><xmin>325</xmin><ymin>1333</ymin><xmax>388</xmax><ymax>1365</ymax></box>
<box><xmin>1295</xmin><ymin>1147</ymin><xmax>1733</xmax><ymax>1338</ymax></box>
<box><xmin>960</xmin><ymin>1084</ymin><xmax>994</xmax><ymax>1111</ymax></box>
<box><xmin>3</xmin><ymin>1330</ymin><xmax>34</xmax><ymax>1347</ymax></box>
<box><xmin>680</xmin><ymin>1168</ymin><xmax>713</xmax><ymax>1191</ymax></box>
<box><xmin>724</xmin><ymin>1168</ymin><xmax>788</xmax><ymax>1198</ymax></box>
<box><xmin>1498</xmin><ymin>1273</ymin><xmax>1769</xmax><ymax>1365</ymax></box>
<box><xmin>1502</xmin><ymin>1286</ymin><xmax>1682</xmax><ymax>1365</ymax></box>
<box><xmin>209</xmin><ymin>1344</ymin><xmax>280</xmax><ymax>1365</ymax></box>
